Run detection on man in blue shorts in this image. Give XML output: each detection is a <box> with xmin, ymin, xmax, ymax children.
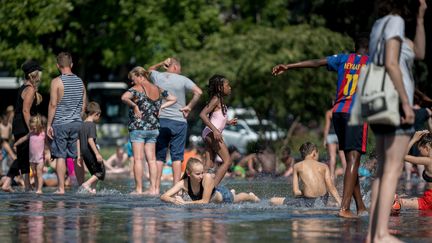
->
<box><xmin>149</xmin><ymin>58</ymin><xmax>202</xmax><ymax>193</ymax></box>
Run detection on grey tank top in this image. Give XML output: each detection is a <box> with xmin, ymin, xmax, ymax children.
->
<box><xmin>53</xmin><ymin>74</ymin><xmax>84</xmax><ymax>125</ymax></box>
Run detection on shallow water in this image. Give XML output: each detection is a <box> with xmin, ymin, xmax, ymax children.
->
<box><xmin>0</xmin><ymin>177</ymin><xmax>431</xmax><ymax>242</ymax></box>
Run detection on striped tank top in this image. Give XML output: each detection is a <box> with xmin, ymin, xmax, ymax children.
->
<box><xmin>53</xmin><ymin>74</ymin><xmax>84</xmax><ymax>125</ymax></box>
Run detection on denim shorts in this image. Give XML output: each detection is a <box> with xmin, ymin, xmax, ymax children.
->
<box><xmin>215</xmin><ymin>186</ymin><xmax>234</xmax><ymax>203</ymax></box>
<box><xmin>129</xmin><ymin>129</ymin><xmax>159</xmax><ymax>144</ymax></box>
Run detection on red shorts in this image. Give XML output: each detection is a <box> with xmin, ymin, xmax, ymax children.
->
<box><xmin>418</xmin><ymin>189</ymin><xmax>432</xmax><ymax>210</ymax></box>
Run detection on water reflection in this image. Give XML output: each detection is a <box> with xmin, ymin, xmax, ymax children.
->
<box><xmin>0</xmin><ymin>179</ymin><xmax>432</xmax><ymax>242</ymax></box>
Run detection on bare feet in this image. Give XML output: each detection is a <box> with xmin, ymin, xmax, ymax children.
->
<box><xmin>249</xmin><ymin>192</ymin><xmax>260</xmax><ymax>202</ymax></box>
<box><xmin>2</xmin><ymin>186</ymin><xmax>14</xmax><ymax>192</ymax></box>
<box><xmin>53</xmin><ymin>190</ymin><xmax>65</xmax><ymax>195</ymax></box>
<box><xmin>130</xmin><ymin>190</ymin><xmax>143</xmax><ymax>195</ymax></box>
<box><xmin>35</xmin><ymin>190</ymin><xmax>43</xmax><ymax>194</ymax></box>
<box><xmin>338</xmin><ymin>209</ymin><xmax>359</xmax><ymax>218</ymax></box>
<box><xmin>81</xmin><ymin>185</ymin><xmax>96</xmax><ymax>194</ymax></box>
<box><xmin>269</xmin><ymin>197</ymin><xmax>286</xmax><ymax>206</ymax></box>
<box><xmin>142</xmin><ymin>190</ymin><xmax>159</xmax><ymax>196</ymax></box>
<box><xmin>357</xmin><ymin>208</ymin><xmax>369</xmax><ymax>217</ymax></box>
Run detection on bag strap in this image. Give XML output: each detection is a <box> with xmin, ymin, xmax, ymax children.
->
<box><xmin>374</xmin><ymin>18</ymin><xmax>391</xmax><ymax>66</ymax></box>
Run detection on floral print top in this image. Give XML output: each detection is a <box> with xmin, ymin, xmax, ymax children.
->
<box><xmin>128</xmin><ymin>87</ymin><xmax>169</xmax><ymax>131</ymax></box>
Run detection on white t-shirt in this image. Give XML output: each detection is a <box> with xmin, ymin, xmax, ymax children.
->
<box><xmin>369</xmin><ymin>15</ymin><xmax>415</xmax><ymax>105</ymax></box>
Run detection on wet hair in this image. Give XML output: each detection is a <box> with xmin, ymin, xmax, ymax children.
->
<box><xmin>354</xmin><ymin>33</ymin><xmax>369</xmax><ymax>51</ymax></box>
<box><xmin>207</xmin><ymin>74</ymin><xmax>228</xmax><ymax>116</ymax></box>
<box><xmin>29</xmin><ymin>114</ymin><xmax>44</xmax><ymax>134</ymax></box>
<box><xmin>181</xmin><ymin>158</ymin><xmax>203</xmax><ymax>179</ymax></box>
<box><xmin>299</xmin><ymin>142</ymin><xmax>317</xmax><ymax>159</ymax></box>
<box><xmin>128</xmin><ymin>66</ymin><xmax>149</xmax><ymax>81</ymax></box>
<box><xmin>86</xmin><ymin>102</ymin><xmax>101</xmax><ymax>116</ymax></box>
<box><xmin>57</xmin><ymin>52</ymin><xmax>73</xmax><ymax>68</ymax></box>
<box><xmin>417</xmin><ymin>133</ymin><xmax>432</xmax><ymax>149</ymax></box>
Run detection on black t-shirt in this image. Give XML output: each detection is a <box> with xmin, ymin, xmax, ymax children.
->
<box><xmin>79</xmin><ymin>121</ymin><xmax>97</xmax><ymax>157</ymax></box>
<box><xmin>414</xmin><ymin>108</ymin><xmax>430</xmax><ymax>131</ymax></box>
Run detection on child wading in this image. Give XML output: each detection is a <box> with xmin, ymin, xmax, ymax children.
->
<box><xmin>161</xmin><ymin>158</ymin><xmax>259</xmax><ymax>205</ymax></box>
<box><xmin>200</xmin><ymin>75</ymin><xmax>237</xmax><ymax>186</ymax></box>
<box><xmin>13</xmin><ymin>115</ymin><xmax>46</xmax><ymax>194</ymax></box>
<box><xmin>77</xmin><ymin>102</ymin><xmax>105</xmax><ymax>193</ymax></box>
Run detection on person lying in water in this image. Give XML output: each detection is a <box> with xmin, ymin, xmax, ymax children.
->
<box><xmin>160</xmin><ymin>158</ymin><xmax>260</xmax><ymax>205</ymax></box>
<box><xmin>392</xmin><ymin>130</ymin><xmax>432</xmax><ymax>213</ymax></box>
<box><xmin>270</xmin><ymin>142</ymin><xmax>342</xmax><ymax>207</ymax></box>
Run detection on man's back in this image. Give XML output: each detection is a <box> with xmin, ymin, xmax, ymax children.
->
<box><xmin>295</xmin><ymin>159</ymin><xmax>328</xmax><ymax>198</ymax></box>
<box><xmin>150</xmin><ymin>71</ymin><xmax>195</xmax><ymax>122</ymax></box>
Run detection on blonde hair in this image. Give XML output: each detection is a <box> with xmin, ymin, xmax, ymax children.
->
<box><xmin>128</xmin><ymin>66</ymin><xmax>149</xmax><ymax>80</ymax></box>
<box><xmin>182</xmin><ymin>158</ymin><xmax>203</xmax><ymax>179</ymax></box>
<box><xmin>29</xmin><ymin>115</ymin><xmax>44</xmax><ymax>134</ymax></box>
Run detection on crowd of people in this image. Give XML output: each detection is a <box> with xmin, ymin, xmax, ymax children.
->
<box><xmin>0</xmin><ymin>0</ymin><xmax>429</xmax><ymax>242</ymax></box>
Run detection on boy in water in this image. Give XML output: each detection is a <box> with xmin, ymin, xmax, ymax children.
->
<box><xmin>77</xmin><ymin>102</ymin><xmax>105</xmax><ymax>193</ymax></box>
<box><xmin>270</xmin><ymin>142</ymin><xmax>341</xmax><ymax>207</ymax></box>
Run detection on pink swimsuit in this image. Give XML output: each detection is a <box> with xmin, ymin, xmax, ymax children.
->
<box><xmin>202</xmin><ymin>109</ymin><xmax>228</xmax><ymax>140</ymax></box>
<box><xmin>29</xmin><ymin>132</ymin><xmax>45</xmax><ymax>163</ymax></box>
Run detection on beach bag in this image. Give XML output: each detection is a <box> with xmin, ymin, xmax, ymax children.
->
<box><xmin>350</xmin><ymin>19</ymin><xmax>400</xmax><ymax>126</ymax></box>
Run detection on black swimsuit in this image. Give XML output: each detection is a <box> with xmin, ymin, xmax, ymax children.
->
<box><xmin>422</xmin><ymin>170</ymin><xmax>432</xmax><ymax>183</ymax></box>
<box><xmin>186</xmin><ymin>177</ymin><xmax>215</xmax><ymax>201</ymax></box>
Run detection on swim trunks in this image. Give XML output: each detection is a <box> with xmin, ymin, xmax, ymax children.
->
<box><xmin>418</xmin><ymin>189</ymin><xmax>432</xmax><ymax>211</ymax></box>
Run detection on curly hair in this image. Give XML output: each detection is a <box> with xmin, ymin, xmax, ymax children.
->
<box><xmin>417</xmin><ymin>133</ymin><xmax>432</xmax><ymax>149</ymax></box>
<box><xmin>207</xmin><ymin>74</ymin><xmax>227</xmax><ymax>116</ymax></box>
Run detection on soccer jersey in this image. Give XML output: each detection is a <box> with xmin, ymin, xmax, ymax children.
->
<box><xmin>327</xmin><ymin>53</ymin><xmax>369</xmax><ymax>113</ymax></box>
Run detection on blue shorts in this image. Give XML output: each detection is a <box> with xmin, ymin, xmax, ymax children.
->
<box><xmin>129</xmin><ymin>129</ymin><xmax>159</xmax><ymax>144</ymax></box>
<box><xmin>215</xmin><ymin>186</ymin><xmax>234</xmax><ymax>203</ymax></box>
<box><xmin>50</xmin><ymin>121</ymin><xmax>82</xmax><ymax>159</ymax></box>
<box><xmin>156</xmin><ymin>118</ymin><xmax>187</xmax><ymax>163</ymax></box>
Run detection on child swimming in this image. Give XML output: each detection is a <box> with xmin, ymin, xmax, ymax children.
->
<box><xmin>160</xmin><ymin>158</ymin><xmax>259</xmax><ymax>205</ymax></box>
<box><xmin>199</xmin><ymin>75</ymin><xmax>237</xmax><ymax>186</ymax></box>
<box><xmin>270</xmin><ymin>142</ymin><xmax>341</xmax><ymax>207</ymax></box>
<box><xmin>392</xmin><ymin>130</ymin><xmax>432</xmax><ymax>213</ymax></box>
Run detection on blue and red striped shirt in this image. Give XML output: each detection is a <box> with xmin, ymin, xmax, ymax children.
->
<box><xmin>327</xmin><ymin>53</ymin><xmax>369</xmax><ymax>113</ymax></box>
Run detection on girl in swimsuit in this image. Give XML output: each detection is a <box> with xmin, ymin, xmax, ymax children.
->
<box><xmin>160</xmin><ymin>158</ymin><xmax>259</xmax><ymax>205</ymax></box>
<box><xmin>199</xmin><ymin>75</ymin><xmax>237</xmax><ymax>186</ymax></box>
<box><xmin>392</xmin><ymin>131</ymin><xmax>432</xmax><ymax>212</ymax></box>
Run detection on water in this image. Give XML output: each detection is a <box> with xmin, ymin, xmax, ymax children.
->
<box><xmin>0</xmin><ymin>177</ymin><xmax>431</xmax><ymax>242</ymax></box>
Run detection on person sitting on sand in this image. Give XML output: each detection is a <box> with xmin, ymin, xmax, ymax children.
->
<box><xmin>161</xmin><ymin>158</ymin><xmax>260</xmax><ymax>205</ymax></box>
<box><xmin>270</xmin><ymin>142</ymin><xmax>341</xmax><ymax>207</ymax></box>
<box><xmin>392</xmin><ymin>130</ymin><xmax>432</xmax><ymax>213</ymax></box>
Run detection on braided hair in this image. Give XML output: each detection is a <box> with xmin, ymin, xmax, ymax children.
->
<box><xmin>207</xmin><ymin>74</ymin><xmax>227</xmax><ymax>116</ymax></box>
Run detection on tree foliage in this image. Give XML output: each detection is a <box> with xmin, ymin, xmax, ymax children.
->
<box><xmin>0</xmin><ymin>0</ymin><xmax>429</xmax><ymax>125</ymax></box>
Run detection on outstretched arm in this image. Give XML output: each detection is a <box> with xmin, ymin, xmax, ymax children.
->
<box><xmin>324</xmin><ymin>166</ymin><xmax>341</xmax><ymax>206</ymax></box>
<box><xmin>272</xmin><ymin>58</ymin><xmax>328</xmax><ymax>76</ymax></box>
<box><xmin>13</xmin><ymin>133</ymin><xmax>30</xmax><ymax>148</ymax></box>
<box><xmin>160</xmin><ymin>180</ymin><xmax>186</xmax><ymax>205</ymax></box>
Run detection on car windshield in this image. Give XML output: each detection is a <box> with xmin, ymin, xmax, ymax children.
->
<box><xmin>88</xmin><ymin>88</ymin><xmax>128</xmax><ymax>124</ymax></box>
